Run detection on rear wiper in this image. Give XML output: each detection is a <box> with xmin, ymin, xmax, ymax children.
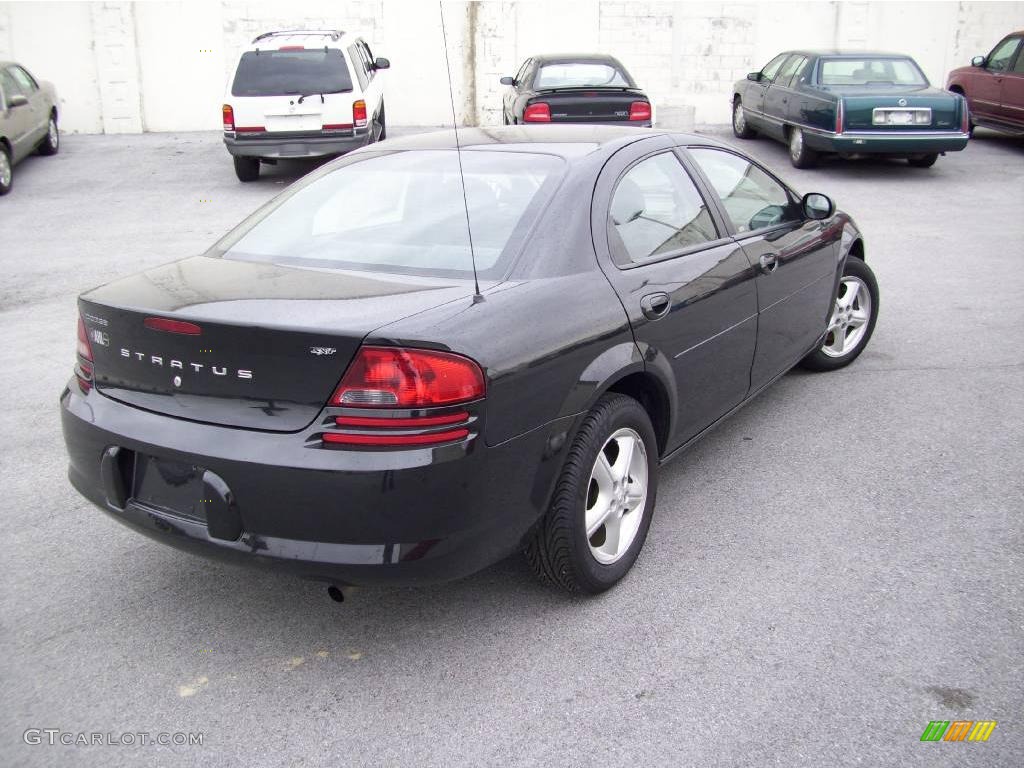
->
<box><xmin>297</xmin><ymin>93</ymin><xmax>325</xmax><ymax>104</ymax></box>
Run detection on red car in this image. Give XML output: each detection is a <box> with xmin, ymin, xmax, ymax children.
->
<box><xmin>946</xmin><ymin>31</ymin><xmax>1024</xmax><ymax>135</ymax></box>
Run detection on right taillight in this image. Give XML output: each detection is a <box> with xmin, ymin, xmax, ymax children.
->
<box><xmin>353</xmin><ymin>100</ymin><xmax>367</xmax><ymax>128</ymax></box>
<box><xmin>222</xmin><ymin>104</ymin><xmax>235</xmax><ymax>132</ymax></box>
<box><xmin>629</xmin><ymin>101</ymin><xmax>652</xmax><ymax>121</ymax></box>
<box><xmin>960</xmin><ymin>96</ymin><xmax>969</xmax><ymax>133</ymax></box>
<box><xmin>523</xmin><ymin>103</ymin><xmax>551</xmax><ymax>122</ymax></box>
<box><xmin>835</xmin><ymin>99</ymin><xmax>844</xmax><ymax>134</ymax></box>
<box><xmin>75</xmin><ymin>317</ymin><xmax>94</xmax><ymax>393</ymax></box>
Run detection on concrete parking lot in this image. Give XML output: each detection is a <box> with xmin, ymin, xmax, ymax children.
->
<box><xmin>2</xmin><ymin>126</ymin><xmax>1022</xmax><ymax>767</ymax></box>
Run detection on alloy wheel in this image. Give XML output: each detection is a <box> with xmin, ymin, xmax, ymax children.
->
<box><xmin>823</xmin><ymin>275</ymin><xmax>872</xmax><ymax>357</ymax></box>
<box><xmin>48</xmin><ymin>118</ymin><xmax>58</xmax><ymax>149</ymax></box>
<box><xmin>585</xmin><ymin>427</ymin><xmax>648</xmax><ymax>564</ymax></box>
<box><xmin>0</xmin><ymin>151</ymin><xmax>11</xmax><ymax>188</ymax></box>
<box><xmin>734</xmin><ymin>102</ymin><xmax>746</xmax><ymax>133</ymax></box>
<box><xmin>789</xmin><ymin>129</ymin><xmax>803</xmax><ymax>160</ymax></box>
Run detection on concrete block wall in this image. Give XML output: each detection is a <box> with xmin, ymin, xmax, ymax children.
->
<box><xmin>0</xmin><ymin>1</ymin><xmax>1021</xmax><ymax>134</ymax></box>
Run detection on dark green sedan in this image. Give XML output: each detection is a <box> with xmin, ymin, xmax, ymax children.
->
<box><xmin>732</xmin><ymin>50</ymin><xmax>969</xmax><ymax>168</ymax></box>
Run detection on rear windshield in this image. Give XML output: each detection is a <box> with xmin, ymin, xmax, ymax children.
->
<box><xmin>212</xmin><ymin>150</ymin><xmax>564</xmax><ymax>279</ymax></box>
<box><xmin>231</xmin><ymin>49</ymin><xmax>353</xmax><ymax>97</ymax></box>
<box><xmin>819</xmin><ymin>57</ymin><xmax>927</xmax><ymax>86</ymax></box>
<box><xmin>536</xmin><ymin>62</ymin><xmax>633</xmax><ymax>89</ymax></box>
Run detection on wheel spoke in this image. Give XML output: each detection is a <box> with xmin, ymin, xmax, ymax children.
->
<box><xmin>838</xmin><ymin>279</ymin><xmax>860</xmax><ymax>309</ymax></box>
<box><xmin>848</xmin><ymin>308</ymin><xmax>869</xmax><ymax>328</ymax></box>
<box><xmin>592</xmin><ymin>452</ymin><xmax>615</xmax><ymax>494</ymax></box>
<box><xmin>613</xmin><ymin>436</ymin><xmax>635</xmax><ymax>483</ymax></box>
<box><xmin>602</xmin><ymin>512</ymin><xmax>624</xmax><ymax>556</ymax></box>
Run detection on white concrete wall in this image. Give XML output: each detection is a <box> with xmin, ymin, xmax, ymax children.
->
<box><xmin>0</xmin><ymin>1</ymin><xmax>1021</xmax><ymax>133</ymax></box>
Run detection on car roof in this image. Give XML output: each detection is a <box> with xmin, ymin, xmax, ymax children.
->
<box><xmin>530</xmin><ymin>53</ymin><xmax>625</xmax><ymax>66</ymax></box>
<box><xmin>786</xmin><ymin>50</ymin><xmax>916</xmax><ymax>58</ymax></box>
<box><xmin>246</xmin><ymin>30</ymin><xmax>359</xmax><ymax>51</ymax></box>
<box><xmin>358</xmin><ymin>125</ymin><xmax>728</xmax><ymax>159</ymax></box>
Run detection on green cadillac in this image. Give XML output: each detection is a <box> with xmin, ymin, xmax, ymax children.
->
<box><xmin>732</xmin><ymin>50</ymin><xmax>969</xmax><ymax>168</ymax></box>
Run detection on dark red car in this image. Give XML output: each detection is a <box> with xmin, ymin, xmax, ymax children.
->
<box><xmin>946</xmin><ymin>31</ymin><xmax>1024</xmax><ymax>135</ymax></box>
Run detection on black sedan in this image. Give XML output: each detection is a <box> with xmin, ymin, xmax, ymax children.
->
<box><xmin>62</xmin><ymin>126</ymin><xmax>878</xmax><ymax>594</ymax></box>
<box><xmin>500</xmin><ymin>54</ymin><xmax>652</xmax><ymax>126</ymax></box>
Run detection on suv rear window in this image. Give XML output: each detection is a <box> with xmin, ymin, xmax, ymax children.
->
<box><xmin>231</xmin><ymin>49</ymin><xmax>353</xmax><ymax>97</ymax></box>
<box><xmin>212</xmin><ymin>150</ymin><xmax>564</xmax><ymax>279</ymax></box>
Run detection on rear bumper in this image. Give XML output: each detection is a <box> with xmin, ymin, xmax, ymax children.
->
<box><xmin>223</xmin><ymin>129</ymin><xmax>371</xmax><ymax>159</ymax></box>
<box><xmin>61</xmin><ymin>383</ymin><xmax>573</xmax><ymax>585</ymax></box>
<box><xmin>805</xmin><ymin>130</ymin><xmax>970</xmax><ymax>155</ymax></box>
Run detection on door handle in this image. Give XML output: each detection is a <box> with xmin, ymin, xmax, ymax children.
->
<box><xmin>759</xmin><ymin>253</ymin><xmax>779</xmax><ymax>274</ymax></box>
<box><xmin>640</xmin><ymin>292</ymin><xmax>671</xmax><ymax>321</ymax></box>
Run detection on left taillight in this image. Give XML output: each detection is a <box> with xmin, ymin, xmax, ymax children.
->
<box><xmin>960</xmin><ymin>96</ymin><xmax>970</xmax><ymax>133</ymax></box>
<box><xmin>523</xmin><ymin>103</ymin><xmax>551</xmax><ymax>122</ymax></box>
<box><xmin>353</xmin><ymin>100</ymin><xmax>368</xmax><ymax>128</ymax></box>
<box><xmin>629</xmin><ymin>101</ymin><xmax>652</xmax><ymax>122</ymax></box>
<box><xmin>222</xmin><ymin>104</ymin><xmax>235</xmax><ymax>132</ymax></box>
<box><xmin>75</xmin><ymin>317</ymin><xmax>94</xmax><ymax>393</ymax></box>
<box><xmin>835</xmin><ymin>99</ymin><xmax>844</xmax><ymax>134</ymax></box>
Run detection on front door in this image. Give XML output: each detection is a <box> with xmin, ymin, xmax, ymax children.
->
<box><xmin>687</xmin><ymin>146</ymin><xmax>839</xmax><ymax>392</ymax></box>
<box><xmin>999</xmin><ymin>37</ymin><xmax>1024</xmax><ymax>126</ymax></box>
<box><xmin>746</xmin><ymin>54</ymin><xmax>789</xmax><ymax>136</ymax></box>
<box><xmin>974</xmin><ymin>36</ymin><xmax>1021</xmax><ymax>121</ymax></box>
<box><xmin>592</xmin><ymin>136</ymin><xmax>759</xmax><ymax>449</ymax></box>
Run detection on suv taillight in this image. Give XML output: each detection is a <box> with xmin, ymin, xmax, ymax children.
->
<box><xmin>323</xmin><ymin>347</ymin><xmax>484</xmax><ymax>447</ymax></box>
<box><xmin>75</xmin><ymin>317</ymin><xmax>94</xmax><ymax>393</ymax></box>
<box><xmin>629</xmin><ymin>101</ymin><xmax>651</xmax><ymax>121</ymax></box>
<box><xmin>222</xmin><ymin>104</ymin><xmax>235</xmax><ymax>132</ymax></box>
<box><xmin>353</xmin><ymin>100</ymin><xmax>367</xmax><ymax>128</ymax></box>
<box><xmin>523</xmin><ymin>103</ymin><xmax>551</xmax><ymax>122</ymax></box>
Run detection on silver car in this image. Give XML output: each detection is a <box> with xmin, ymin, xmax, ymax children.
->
<box><xmin>0</xmin><ymin>61</ymin><xmax>59</xmax><ymax>196</ymax></box>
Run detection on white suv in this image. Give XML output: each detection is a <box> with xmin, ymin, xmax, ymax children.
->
<box><xmin>222</xmin><ymin>30</ymin><xmax>389</xmax><ymax>181</ymax></box>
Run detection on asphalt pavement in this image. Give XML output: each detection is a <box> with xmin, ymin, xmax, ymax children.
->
<box><xmin>1</xmin><ymin>125</ymin><xmax>1022</xmax><ymax>767</ymax></box>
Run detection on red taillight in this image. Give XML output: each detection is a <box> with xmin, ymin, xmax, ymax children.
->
<box><xmin>76</xmin><ymin>317</ymin><xmax>94</xmax><ymax>393</ymax></box>
<box><xmin>835</xmin><ymin>99</ymin><xmax>844</xmax><ymax>134</ymax></box>
<box><xmin>523</xmin><ymin>103</ymin><xmax>551</xmax><ymax>122</ymax></box>
<box><xmin>960</xmin><ymin>97</ymin><xmax>969</xmax><ymax>133</ymax></box>
<box><xmin>330</xmin><ymin>347</ymin><xmax>485</xmax><ymax>408</ymax></box>
<box><xmin>278</xmin><ymin>45</ymin><xmax>305</xmax><ymax>51</ymax></box>
<box><xmin>222</xmin><ymin>104</ymin><xmax>234</xmax><ymax>132</ymax></box>
<box><xmin>335</xmin><ymin>411</ymin><xmax>469</xmax><ymax>429</ymax></box>
<box><xmin>353</xmin><ymin>100</ymin><xmax>367</xmax><ymax>128</ymax></box>
<box><xmin>144</xmin><ymin>317</ymin><xmax>202</xmax><ymax>335</ymax></box>
<box><xmin>629</xmin><ymin>101</ymin><xmax>652</xmax><ymax>121</ymax></box>
<box><xmin>322</xmin><ymin>428</ymin><xmax>469</xmax><ymax>447</ymax></box>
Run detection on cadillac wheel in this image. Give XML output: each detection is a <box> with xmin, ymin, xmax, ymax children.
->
<box><xmin>526</xmin><ymin>394</ymin><xmax>658</xmax><ymax>594</ymax></box>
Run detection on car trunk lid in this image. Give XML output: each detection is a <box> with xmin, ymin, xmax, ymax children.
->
<box><xmin>836</xmin><ymin>86</ymin><xmax>961</xmax><ymax>131</ymax></box>
<box><xmin>530</xmin><ymin>88</ymin><xmax>647</xmax><ymax>123</ymax></box>
<box><xmin>79</xmin><ymin>256</ymin><xmax>473</xmax><ymax>432</ymax></box>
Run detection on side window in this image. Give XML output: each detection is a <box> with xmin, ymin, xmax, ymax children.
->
<box><xmin>986</xmin><ymin>37</ymin><xmax>1021</xmax><ymax>72</ymax></box>
<box><xmin>760</xmin><ymin>54</ymin><xmax>790</xmax><ymax>83</ymax></box>
<box><xmin>348</xmin><ymin>45</ymin><xmax>369</xmax><ymax>90</ymax></box>
<box><xmin>1</xmin><ymin>69</ymin><xmax>24</xmax><ymax>103</ymax></box>
<box><xmin>515</xmin><ymin>59</ymin><xmax>533</xmax><ymax>88</ymax></box>
<box><xmin>1011</xmin><ymin>39</ymin><xmax>1024</xmax><ymax>73</ymax></box>
<box><xmin>7</xmin><ymin>66</ymin><xmax>34</xmax><ymax>94</ymax></box>
<box><xmin>688</xmin><ymin>148</ymin><xmax>799</xmax><ymax>234</ymax></box>
<box><xmin>359</xmin><ymin>41</ymin><xmax>376</xmax><ymax>80</ymax></box>
<box><xmin>608</xmin><ymin>152</ymin><xmax>719</xmax><ymax>264</ymax></box>
<box><xmin>775</xmin><ymin>56</ymin><xmax>807</xmax><ymax>88</ymax></box>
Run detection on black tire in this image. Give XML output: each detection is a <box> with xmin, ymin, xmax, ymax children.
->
<box><xmin>907</xmin><ymin>153</ymin><xmax>938</xmax><ymax>168</ymax></box>
<box><xmin>0</xmin><ymin>144</ymin><xmax>12</xmax><ymax>196</ymax></box>
<box><xmin>376</xmin><ymin>103</ymin><xmax>386</xmax><ymax>141</ymax></box>
<box><xmin>732</xmin><ymin>98</ymin><xmax>756</xmax><ymax>139</ymax></box>
<box><xmin>525</xmin><ymin>393</ymin><xmax>659</xmax><ymax>594</ymax></box>
<box><xmin>800</xmin><ymin>256</ymin><xmax>879</xmax><ymax>371</ymax></box>
<box><xmin>233</xmin><ymin>156</ymin><xmax>260</xmax><ymax>182</ymax></box>
<box><xmin>38</xmin><ymin>113</ymin><xmax>59</xmax><ymax>156</ymax></box>
<box><xmin>788</xmin><ymin>127</ymin><xmax>818</xmax><ymax>168</ymax></box>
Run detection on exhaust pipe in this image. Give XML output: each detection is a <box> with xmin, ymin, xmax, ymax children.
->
<box><xmin>326</xmin><ymin>585</ymin><xmax>346</xmax><ymax>603</ymax></box>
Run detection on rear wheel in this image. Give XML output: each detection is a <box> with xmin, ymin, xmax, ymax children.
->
<box><xmin>0</xmin><ymin>144</ymin><xmax>12</xmax><ymax>196</ymax></box>
<box><xmin>907</xmin><ymin>153</ymin><xmax>938</xmax><ymax>168</ymax></box>
<box><xmin>38</xmin><ymin>114</ymin><xmax>59</xmax><ymax>156</ymax></box>
<box><xmin>732</xmin><ymin>98</ymin><xmax>756</xmax><ymax>139</ymax></box>
<box><xmin>788</xmin><ymin>127</ymin><xmax>818</xmax><ymax>168</ymax></box>
<box><xmin>376</xmin><ymin>103</ymin><xmax>387</xmax><ymax>141</ymax></box>
<box><xmin>233</xmin><ymin>156</ymin><xmax>260</xmax><ymax>182</ymax></box>
<box><xmin>525</xmin><ymin>393</ymin><xmax>658</xmax><ymax>594</ymax></box>
<box><xmin>800</xmin><ymin>257</ymin><xmax>879</xmax><ymax>371</ymax></box>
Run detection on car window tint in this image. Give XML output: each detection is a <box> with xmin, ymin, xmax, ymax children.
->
<box><xmin>9</xmin><ymin>66</ymin><xmax>36</xmax><ymax>92</ymax></box>
<box><xmin>820</xmin><ymin>57</ymin><xmax>927</xmax><ymax>86</ymax></box>
<box><xmin>536</xmin><ymin>63</ymin><xmax>631</xmax><ymax>89</ymax></box>
<box><xmin>760</xmin><ymin>54</ymin><xmax>789</xmax><ymax>82</ymax></box>
<box><xmin>774</xmin><ymin>55</ymin><xmax>806</xmax><ymax>88</ymax></box>
<box><xmin>214</xmin><ymin>150</ymin><xmax>563</xmax><ymax>279</ymax></box>
<box><xmin>348</xmin><ymin>45</ymin><xmax>369</xmax><ymax>90</ymax></box>
<box><xmin>689</xmin><ymin>148</ymin><xmax>798</xmax><ymax>234</ymax></box>
<box><xmin>231</xmin><ymin>49</ymin><xmax>353</xmax><ymax>97</ymax></box>
<box><xmin>609</xmin><ymin>153</ymin><xmax>718</xmax><ymax>263</ymax></box>
<box><xmin>987</xmin><ymin>37</ymin><xmax>1021</xmax><ymax>72</ymax></box>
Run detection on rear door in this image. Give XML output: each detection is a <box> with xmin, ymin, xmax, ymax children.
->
<box><xmin>687</xmin><ymin>146</ymin><xmax>838</xmax><ymax>391</ymax></box>
<box><xmin>973</xmin><ymin>36</ymin><xmax>1021</xmax><ymax>120</ymax></box>
<box><xmin>593</xmin><ymin>137</ymin><xmax>759</xmax><ymax>448</ymax></box>
<box><xmin>353</xmin><ymin>39</ymin><xmax>384</xmax><ymax>128</ymax></box>
<box><xmin>999</xmin><ymin>36</ymin><xmax>1024</xmax><ymax>125</ymax></box>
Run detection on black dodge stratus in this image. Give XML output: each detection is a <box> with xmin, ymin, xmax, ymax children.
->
<box><xmin>62</xmin><ymin>126</ymin><xmax>878</xmax><ymax>594</ymax></box>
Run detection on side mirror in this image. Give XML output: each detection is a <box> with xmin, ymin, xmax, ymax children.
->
<box><xmin>971</xmin><ymin>55</ymin><xmax>986</xmax><ymax>67</ymax></box>
<box><xmin>746</xmin><ymin>72</ymin><xmax>761</xmax><ymax>82</ymax></box>
<box><xmin>7</xmin><ymin>94</ymin><xmax>28</xmax><ymax>108</ymax></box>
<box><xmin>802</xmin><ymin>192</ymin><xmax>834</xmax><ymax>220</ymax></box>
<box><xmin>499</xmin><ymin>76</ymin><xmax>515</xmax><ymax>86</ymax></box>
<box><xmin>373</xmin><ymin>57</ymin><xmax>390</xmax><ymax>70</ymax></box>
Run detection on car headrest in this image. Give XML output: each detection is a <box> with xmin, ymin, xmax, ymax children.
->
<box><xmin>611</xmin><ymin>178</ymin><xmax>645</xmax><ymax>226</ymax></box>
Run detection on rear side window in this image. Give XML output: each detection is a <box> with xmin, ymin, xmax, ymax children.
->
<box><xmin>348</xmin><ymin>45</ymin><xmax>368</xmax><ymax>90</ymax></box>
<box><xmin>609</xmin><ymin>153</ymin><xmax>718</xmax><ymax>263</ymax></box>
<box><xmin>231</xmin><ymin>49</ymin><xmax>353</xmax><ymax>97</ymax></box>
<box><xmin>688</xmin><ymin>148</ymin><xmax>798</xmax><ymax>234</ymax></box>
<box><xmin>213</xmin><ymin>150</ymin><xmax>564</xmax><ymax>279</ymax></box>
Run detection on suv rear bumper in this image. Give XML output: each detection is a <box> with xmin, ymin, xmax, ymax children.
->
<box><xmin>61</xmin><ymin>383</ymin><xmax>573</xmax><ymax>585</ymax></box>
<box><xmin>224</xmin><ymin>129</ymin><xmax>371</xmax><ymax>159</ymax></box>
